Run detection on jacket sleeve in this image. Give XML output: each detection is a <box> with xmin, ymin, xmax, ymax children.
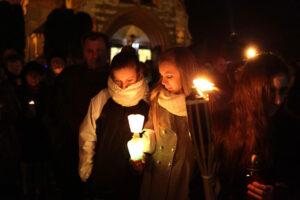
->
<box><xmin>78</xmin><ymin>90</ymin><xmax>109</xmax><ymax>182</ymax></box>
<box><xmin>142</xmin><ymin>106</ymin><xmax>156</xmax><ymax>154</ymax></box>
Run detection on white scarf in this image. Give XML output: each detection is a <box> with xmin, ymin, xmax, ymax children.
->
<box><xmin>107</xmin><ymin>76</ymin><xmax>148</xmax><ymax>107</ymax></box>
<box><xmin>158</xmin><ymin>88</ymin><xmax>187</xmax><ymax>116</ymax></box>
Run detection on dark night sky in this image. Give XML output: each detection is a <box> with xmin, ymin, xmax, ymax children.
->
<box><xmin>185</xmin><ymin>0</ymin><xmax>299</xmax><ymax>60</ymax></box>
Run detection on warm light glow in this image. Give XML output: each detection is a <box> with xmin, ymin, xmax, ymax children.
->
<box><xmin>65</xmin><ymin>0</ymin><xmax>72</xmax><ymax>9</ymax></box>
<box><xmin>110</xmin><ymin>47</ymin><xmax>122</xmax><ymax>62</ymax></box>
<box><xmin>193</xmin><ymin>79</ymin><xmax>217</xmax><ymax>100</ymax></box>
<box><xmin>132</xmin><ymin>42</ymin><xmax>139</xmax><ymax>50</ymax></box>
<box><xmin>128</xmin><ymin>114</ymin><xmax>145</xmax><ymax>133</ymax></box>
<box><xmin>127</xmin><ymin>138</ymin><xmax>144</xmax><ymax>160</ymax></box>
<box><xmin>138</xmin><ymin>49</ymin><xmax>151</xmax><ymax>63</ymax></box>
<box><xmin>128</xmin><ymin>114</ymin><xmax>145</xmax><ymax>160</ymax></box>
<box><xmin>245</xmin><ymin>46</ymin><xmax>258</xmax><ymax>59</ymax></box>
<box><xmin>28</xmin><ymin>100</ymin><xmax>35</xmax><ymax>105</ymax></box>
<box><xmin>247</xmin><ymin>49</ymin><xmax>256</xmax><ymax>58</ymax></box>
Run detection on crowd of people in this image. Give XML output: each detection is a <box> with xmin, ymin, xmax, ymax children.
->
<box><xmin>0</xmin><ymin>30</ymin><xmax>299</xmax><ymax>200</ymax></box>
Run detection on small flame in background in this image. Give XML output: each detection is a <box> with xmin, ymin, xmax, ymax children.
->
<box><xmin>247</xmin><ymin>48</ymin><xmax>256</xmax><ymax>58</ymax></box>
<box><xmin>193</xmin><ymin>79</ymin><xmax>217</xmax><ymax>100</ymax></box>
<box><xmin>28</xmin><ymin>100</ymin><xmax>35</xmax><ymax>105</ymax></box>
<box><xmin>245</xmin><ymin>46</ymin><xmax>258</xmax><ymax>59</ymax></box>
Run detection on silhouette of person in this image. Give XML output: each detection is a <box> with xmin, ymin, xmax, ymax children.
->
<box><xmin>46</xmin><ymin>31</ymin><xmax>110</xmax><ymax>200</ymax></box>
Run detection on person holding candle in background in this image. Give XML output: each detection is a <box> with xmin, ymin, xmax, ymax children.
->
<box><xmin>78</xmin><ymin>48</ymin><xmax>149</xmax><ymax>199</ymax></box>
<box><xmin>211</xmin><ymin>53</ymin><xmax>299</xmax><ymax>200</ymax></box>
<box><xmin>18</xmin><ymin>61</ymin><xmax>50</xmax><ymax>199</ymax></box>
<box><xmin>138</xmin><ymin>47</ymin><xmax>204</xmax><ymax>200</ymax></box>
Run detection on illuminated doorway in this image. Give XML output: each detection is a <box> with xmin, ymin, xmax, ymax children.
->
<box><xmin>110</xmin><ymin>25</ymin><xmax>152</xmax><ymax>63</ymax></box>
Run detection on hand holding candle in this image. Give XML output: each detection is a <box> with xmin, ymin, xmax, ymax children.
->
<box><xmin>127</xmin><ymin>114</ymin><xmax>145</xmax><ymax>161</ymax></box>
<box><xmin>27</xmin><ymin>99</ymin><xmax>36</xmax><ymax>118</ymax></box>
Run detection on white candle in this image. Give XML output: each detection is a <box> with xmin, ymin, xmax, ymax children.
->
<box><xmin>127</xmin><ymin>114</ymin><xmax>145</xmax><ymax>160</ymax></box>
<box><xmin>127</xmin><ymin>138</ymin><xmax>144</xmax><ymax>161</ymax></box>
<box><xmin>128</xmin><ymin>114</ymin><xmax>145</xmax><ymax>133</ymax></box>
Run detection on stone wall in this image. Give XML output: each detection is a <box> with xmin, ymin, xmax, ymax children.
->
<box><xmin>4</xmin><ymin>0</ymin><xmax>190</xmax><ymax>60</ymax></box>
<box><xmin>79</xmin><ymin>0</ymin><xmax>191</xmax><ymax>47</ymax></box>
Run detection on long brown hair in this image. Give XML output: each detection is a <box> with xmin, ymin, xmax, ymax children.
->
<box><xmin>150</xmin><ymin>47</ymin><xmax>200</xmax><ymax>101</ymax></box>
<box><xmin>215</xmin><ymin>53</ymin><xmax>293</xmax><ymax>169</ymax></box>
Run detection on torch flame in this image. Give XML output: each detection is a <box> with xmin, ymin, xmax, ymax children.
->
<box><xmin>193</xmin><ymin>79</ymin><xmax>217</xmax><ymax>100</ymax></box>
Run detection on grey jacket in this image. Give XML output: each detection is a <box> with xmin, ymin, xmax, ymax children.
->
<box><xmin>140</xmin><ymin>99</ymin><xmax>195</xmax><ymax>200</ymax></box>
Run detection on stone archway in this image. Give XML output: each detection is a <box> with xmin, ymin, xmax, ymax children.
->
<box><xmin>101</xmin><ymin>7</ymin><xmax>172</xmax><ymax>50</ymax></box>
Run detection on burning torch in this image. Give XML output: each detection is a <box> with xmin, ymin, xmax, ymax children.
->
<box><xmin>186</xmin><ymin>78</ymin><xmax>217</xmax><ymax>200</ymax></box>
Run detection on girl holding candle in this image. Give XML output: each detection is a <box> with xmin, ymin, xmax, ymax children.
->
<box><xmin>78</xmin><ymin>48</ymin><xmax>149</xmax><ymax>199</ymax></box>
<box><xmin>212</xmin><ymin>53</ymin><xmax>298</xmax><ymax>200</ymax></box>
<box><xmin>139</xmin><ymin>47</ymin><xmax>204</xmax><ymax>199</ymax></box>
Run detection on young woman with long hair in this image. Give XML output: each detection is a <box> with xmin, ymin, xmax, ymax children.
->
<box><xmin>138</xmin><ymin>47</ymin><xmax>204</xmax><ymax>199</ymax></box>
<box><xmin>213</xmin><ymin>53</ymin><xmax>297</xmax><ymax>200</ymax></box>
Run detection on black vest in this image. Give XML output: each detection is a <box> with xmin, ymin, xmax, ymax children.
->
<box><xmin>87</xmin><ymin>98</ymin><xmax>149</xmax><ymax>199</ymax></box>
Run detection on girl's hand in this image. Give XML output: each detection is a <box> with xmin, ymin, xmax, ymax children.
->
<box><xmin>247</xmin><ymin>181</ymin><xmax>274</xmax><ymax>200</ymax></box>
<box><xmin>129</xmin><ymin>158</ymin><xmax>145</xmax><ymax>174</ymax></box>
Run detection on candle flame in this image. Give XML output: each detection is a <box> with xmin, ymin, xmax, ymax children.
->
<box><xmin>28</xmin><ymin>100</ymin><xmax>35</xmax><ymax>105</ymax></box>
<box><xmin>193</xmin><ymin>79</ymin><xmax>217</xmax><ymax>100</ymax></box>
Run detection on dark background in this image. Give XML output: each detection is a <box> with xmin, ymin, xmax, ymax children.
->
<box><xmin>0</xmin><ymin>1</ymin><xmax>298</xmax><ymax>63</ymax></box>
<box><xmin>185</xmin><ymin>0</ymin><xmax>299</xmax><ymax>62</ymax></box>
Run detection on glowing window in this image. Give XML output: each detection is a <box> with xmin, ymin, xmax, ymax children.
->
<box><xmin>110</xmin><ymin>47</ymin><xmax>122</xmax><ymax>62</ymax></box>
<box><xmin>138</xmin><ymin>49</ymin><xmax>151</xmax><ymax>63</ymax></box>
<box><xmin>110</xmin><ymin>47</ymin><xmax>151</xmax><ymax>63</ymax></box>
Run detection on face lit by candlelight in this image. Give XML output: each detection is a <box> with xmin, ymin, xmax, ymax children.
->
<box><xmin>159</xmin><ymin>61</ymin><xmax>182</xmax><ymax>94</ymax></box>
<box><xmin>268</xmin><ymin>74</ymin><xmax>289</xmax><ymax>116</ymax></box>
<box><xmin>25</xmin><ymin>71</ymin><xmax>41</xmax><ymax>87</ymax></box>
<box><xmin>50</xmin><ymin>57</ymin><xmax>65</xmax><ymax>76</ymax></box>
<box><xmin>112</xmin><ymin>65</ymin><xmax>138</xmax><ymax>89</ymax></box>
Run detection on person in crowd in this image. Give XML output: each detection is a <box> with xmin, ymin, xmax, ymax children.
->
<box><xmin>0</xmin><ymin>65</ymin><xmax>23</xmax><ymax>200</ymax></box>
<box><xmin>142</xmin><ymin>60</ymin><xmax>158</xmax><ymax>90</ymax></box>
<box><xmin>45</xmin><ymin>31</ymin><xmax>110</xmax><ymax>200</ymax></box>
<box><xmin>212</xmin><ymin>53</ymin><xmax>299</xmax><ymax>200</ymax></box>
<box><xmin>35</xmin><ymin>55</ymin><xmax>47</xmax><ymax>68</ymax></box>
<box><xmin>0</xmin><ymin>98</ymin><xmax>22</xmax><ymax>200</ymax></box>
<box><xmin>18</xmin><ymin>61</ymin><xmax>49</xmax><ymax>200</ymax></box>
<box><xmin>211</xmin><ymin>56</ymin><xmax>230</xmax><ymax>86</ymax></box>
<box><xmin>225</xmin><ymin>60</ymin><xmax>243</xmax><ymax>90</ymax></box>
<box><xmin>78</xmin><ymin>49</ymin><xmax>149</xmax><ymax>199</ymax></box>
<box><xmin>137</xmin><ymin>47</ymin><xmax>204</xmax><ymax>199</ymax></box>
<box><xmin>211</xmin><ymin>56</ymin><xmax>232</xmax><ymax>98</ymax></box>
<box><xmin>3</xmin><ymin>54</ymin><xmax>24</xmax><ymax>88</ymax></box>
<box><xmin>284</xmin><ymin>58</ymin><xmax>300</xmax><ymax>120</ymax></box>
<box><xmin>0</xmin><ymin>51</ymin><xmax>21</xmax><ymax>122</ymax></box>
<box><xmin>44</xmin><ymin>54</ymin><xmax>65</xmax><ymax>87</ymax></box>
<box><xmin>49</xmin><ymin>55</ymin><xmax>65</xmax><ymax>76</ymax></box>
<box><xmin>0</xmin><ymin>47</ymin><xmax>18</xmax><ymax>67</ymax></box>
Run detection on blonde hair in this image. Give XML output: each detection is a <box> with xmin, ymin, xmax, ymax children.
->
<box><xmin>150</xmin><ymin>47</ymin><xmax>200</xmax><ymax>101</ymax></box>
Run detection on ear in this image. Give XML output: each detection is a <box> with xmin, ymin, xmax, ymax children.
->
<box><xmin>139</xmin><ymin>68</ymin><xmax>143</xmax><ymax>75</ymax></box>
<box><xmin>138</xmin><ymin>69</ymin><xmax>144</xmax><ymax>80</ymax></box>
